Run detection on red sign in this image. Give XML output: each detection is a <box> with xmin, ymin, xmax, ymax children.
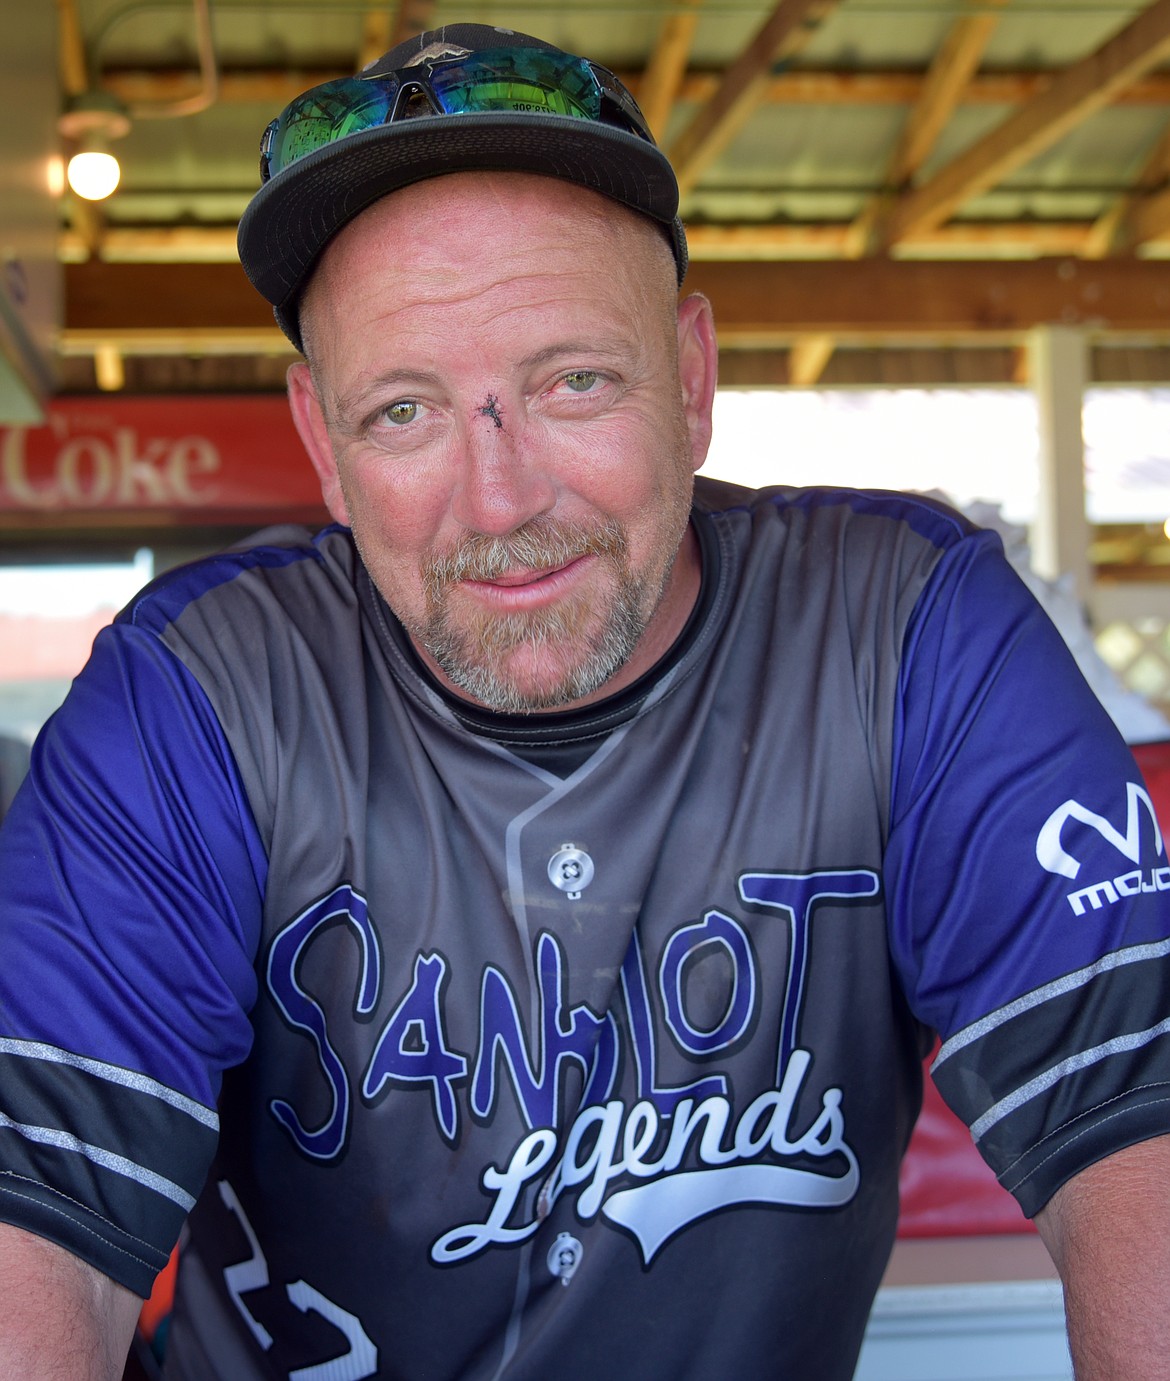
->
<box><xmin>0</xmin><ymin>396</ymin><xmax>328</xmax><ymax>524</ymax></box>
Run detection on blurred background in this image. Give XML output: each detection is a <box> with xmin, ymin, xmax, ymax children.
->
<box><xmin>7</xmin><ymin>1</ymin><xmax>1170</xmax><ymax>746</ymax></box>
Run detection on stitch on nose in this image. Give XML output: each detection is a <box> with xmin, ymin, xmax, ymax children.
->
<box><xmin>477</xmin><ymin>395</ymin><xmax>504</xmax><ymax>430</ymax></box>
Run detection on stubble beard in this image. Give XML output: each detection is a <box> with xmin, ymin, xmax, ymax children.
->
<box><xmin>413</xmin><ymin>512</ymin><xmax>679</xmax><ymax>714</ymax></box>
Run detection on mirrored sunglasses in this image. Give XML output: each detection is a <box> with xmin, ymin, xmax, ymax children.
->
<box><xmin>259</xmin><ymin>46</ymin><xmax>656</xmax><ymax>183</ymax></box>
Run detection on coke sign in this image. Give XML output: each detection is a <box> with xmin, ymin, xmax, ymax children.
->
<box><xmin>0</xmin><ymin>396</ymin><xmax>327</xmax><ymax>522</ymax></box>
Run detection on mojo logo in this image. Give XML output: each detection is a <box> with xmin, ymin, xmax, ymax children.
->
<box><xmin>1036</xmin><ymin>782</ymin><xmax>1169</xmax><ymax>915</ymax></box>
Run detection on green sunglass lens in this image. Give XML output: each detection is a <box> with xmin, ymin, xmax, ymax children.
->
<box><xmin>430</xmin><ymin>51</ymin><xmax>600</xmax><ymax>120</ymax></box>
<box><xmin>265</xmin><ymin>77</ymin><xmax>398</xmax><ymax>177</ymax></box>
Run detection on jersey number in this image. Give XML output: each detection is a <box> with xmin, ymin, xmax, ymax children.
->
<box><xmin>219</xmin><ymin>1179</ymin><xmax>378</xmax><ymax>1380</ymax></box>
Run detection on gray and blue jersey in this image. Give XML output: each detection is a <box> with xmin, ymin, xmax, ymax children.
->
<box><xmin>2</xmin><ymin>478</ymin><xmax>1167</xmax><ymax>1379</ymax></box>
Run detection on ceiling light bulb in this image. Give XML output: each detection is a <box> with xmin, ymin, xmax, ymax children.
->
<box><xmin>67</xmin><ymin>149</ymin><xmax>121</xmax><ymax>201</ymax></box>
<box><xmin>58</xmin><ymin>91</ymin><xmax>131</xmax><ymax>202</ymax></box>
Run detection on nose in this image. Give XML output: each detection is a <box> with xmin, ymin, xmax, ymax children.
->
<box><xmin>449</xmin><ymin>409</ymin><xmax>556</xmax><ymax>536</ymax></box>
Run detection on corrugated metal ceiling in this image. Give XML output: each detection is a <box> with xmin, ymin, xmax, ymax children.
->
<box><xmin>49</xmin><ymin>1</ymin><xmax>1170</xmax><ymax>388</ymax></box>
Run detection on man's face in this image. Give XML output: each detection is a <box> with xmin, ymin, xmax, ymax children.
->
<box><xmin>289</xmin><ymin>172</ymin><xmax>716</xmax><ymax>713</ymax></box>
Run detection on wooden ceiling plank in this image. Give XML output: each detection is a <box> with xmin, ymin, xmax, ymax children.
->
<box><xmin>668</xmin><ymin>0</ymin><xmax>842</xmax><ymax>197</ymax></box>
<box><xmin>884</xmin><ymin>0</ymin><xmax>1170</xmax><ymax>247</ymax></box>
<box><xmin>638</xmin><ymin>0</ymin><xmax>703</xmax><ymax>142</ymax></box>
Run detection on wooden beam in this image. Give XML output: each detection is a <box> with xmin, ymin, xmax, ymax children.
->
<box><xmin>60</xmin><ymin>219</ymin><xmax>1170</xmax><ymax>268</ymax></box>
<box><xmin>66</xmin><ymin>200</ymin><xmax>108</xmax><ymax>262</ymax></box>
<box><xmin>93</xmin><ymin>343</ymin><xmax>126</xmax><ymax>391</ymax></box>
<box><xmin>884</xmin><ymin>0</ymin><xmax>1170</xmax><ymax>246</ymax></box>
<box><xmin>638</xmin><ymin>0</ymin><xmax>703</xmax><ymax>142</ymax></box>
<box><xmin>63</xmin><ymin>258</ymin><xmax>1170</xmax><ymax>344</ymax></box>
<box><xmin>97</xmin><ymin>65</ymin><xmax>1170</xmax><ymax>113</ymax></box>
<box><xmin>669</xmin><ymin>0</ymin><xmax>841</xmax><ymax>196</ymax></box>
<box><xmin>820</xmin><ymin>4</ymin><xmax>1005</xmax><ymax>382</ymax></box>
<box><xmin>359</xmin><ymin>9</ymin><xmax>394</xmax><ymax>70</ymax></box>
<box><xmin>688</xmin><ymin>219</ymin><xmax>1166</xmax><ymax>262</ymax></box>
<box><xmin>60</xmin><ymin>327</ymin><xmax>290</xmax><ymax>357</ymax></box>
<box><xmin>66</xmin><ymin>262</ymin><xmax>271</xmax><ymax>332</ymax></box>
<box><xmin>1084</xmin><ymin>120</ymin><xmax>1170</xmax><ymax>257</ymax></box>
<box><xmin>391</xmin><ymin>0</ymin><xmax>436</xmax><ymax>45</ymax></box>
<box><xmin>787</xmin><ymin>336</ymin><xmax>836</xmax><ymax>386</ymax></box>
<box><xmin>56</xmin><ymin>0</ymin><xmax>88</xmax><ymax>97</ymax></box>
<box><xmin>683</xmin><ymin>259</ymin><xmax>1170</xmax><ymax>340</ymax></box>
<box><xmin>59</xmin><ymin>226</ymin><xmax>243</xmax><ymax>262</ymax></box>
<box><xmin>1120</xmin><ymin>181</ymin><xmax>1170</xmax><ymax>250</ymax></box>
<box><xmin>888</xmin><ymin>5</ymin><xmax>1006</xmax><ymax>190</ymax></box>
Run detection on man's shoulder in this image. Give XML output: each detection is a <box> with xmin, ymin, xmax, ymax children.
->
<box><xmin>117</xmin><ymin>523</ymin><xmax>357</xmax><ymax>638</ymax></box>
<box><xmin>694</xmin><ymin>474</ymin><xmax>980</xmax><ymax>554</ymax></box>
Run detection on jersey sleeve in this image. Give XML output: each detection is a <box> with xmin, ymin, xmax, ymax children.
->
<box><xmin>886</xmin><ymin>529</ymin><xmax>1170</xmax><ymax>1217</ymax></box>
<box><xmin>0</xmin><ymin>620</ymin><xmax>267</xmax><ymax>1296</ymax></box>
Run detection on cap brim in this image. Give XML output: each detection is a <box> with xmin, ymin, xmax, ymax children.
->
<box><xmin>237</xmin><ymin>111</ymin><xmax>686</xmax><ymax>347</ymax></box>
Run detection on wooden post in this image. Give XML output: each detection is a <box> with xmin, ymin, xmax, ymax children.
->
<box><xmin>1029</xmin><ymin>325</ymin><xmax>1092</xmax><ymax>605</ymax></box>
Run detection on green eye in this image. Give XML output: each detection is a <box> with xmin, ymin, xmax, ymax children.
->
<box><xmin>563</xmin><ymin>371</ymin><xmax>599</xmax><ymax>393</ymax></box>
<box><xmin>384</xmin><ymin>400</ymin><xmax>418</xmax><ymax>425</ymax></box>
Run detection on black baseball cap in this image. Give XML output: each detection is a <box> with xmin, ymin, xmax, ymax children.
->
<box><xmin>237</xmin><ymin>24</ymin><xmax>689</xmax><ymax>352</ymax></box>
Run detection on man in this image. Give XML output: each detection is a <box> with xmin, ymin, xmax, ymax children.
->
<box><xmin>1</xmin><ymin>24</ymin><xmax>1168</xmax><ymax>1380</ymax></box>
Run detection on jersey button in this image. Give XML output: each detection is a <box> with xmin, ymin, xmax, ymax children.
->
<box><xmin>547</xmin><ymin>844</ymin><xmax>595</xmax><ymax>900</ymax></box>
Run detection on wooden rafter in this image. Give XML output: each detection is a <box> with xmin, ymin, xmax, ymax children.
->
<box><xmin>391</xmin><ymin>0</ymin><xmax>436</xmax><ymax>46</ymax></box>
<box><xmin>1083</xmin><ymin>120</ymin><xmax>1170</xmax><ymax>257</ymax></box>
<box><xmin>798</xmin><ymin>3</ymin><xmax>1005</xmax><ymax>384</ymax></box>
<box><xmin>56</xmin><ymin>0</ymin><xmax>88</xmax><ymax>96</ymax></box>
<box><xmin>887</xmin><ymin>3</ymin><xmax>1007</xmax><ymax>192</ymax></box>
<box><xmin>883</xmin><ymin>0</ymin><xmax>1170</xmax><ymax>248</ymax></box>
<box><xmin>638</xmin><ymin>0</ymin><xmax>703</xmax><ymax>142</ymax></box>
<box><xmin>668</xmin><ymin>0</ymin><xmax>842</xmax><ymax>197</ymax></box>
<box><xmin>787</xmin><ymin>337</ymin><xmax>836</xmax><ymax>387</ymax></box>
<box><xmin>359</xmin><ymin>9</ymin><xmax>395</xmax><ymax>70</ymax></box>
<box><xmin>1099</xmin><ymin>115</ymin><xmax>1170</xmax><ymax>252</ymax></box>
<box><xmin>1116</xmin><ymin>178</ymin><xmax>1170</xmax><ymax>251</ymax></box>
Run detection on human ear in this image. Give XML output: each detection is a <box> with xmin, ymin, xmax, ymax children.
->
<box><xmin>287</xmin><ymin>361</ymin><xmax>351</xmax><ymax>526</ymax></box>
<box><xmin>676</xmin><ymin>293</ymin><xmax>718</xmax><ymax>472</ymax></box>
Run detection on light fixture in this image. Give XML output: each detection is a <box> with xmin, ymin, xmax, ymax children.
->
<box><xmin>67</xmin><ymin>147</ymin><xmax>121</xmax><ymax>200</ymax></box>
<box><xmin>58</xmin><ymin>91</ymin><xmax>131</xmax><ymax>202</ymax></box>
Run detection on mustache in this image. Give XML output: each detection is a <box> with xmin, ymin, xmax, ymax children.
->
<box><xmin>423</xmin><ymin>516</ymin><xmax>627</xmax><ymax>594</ymax></box>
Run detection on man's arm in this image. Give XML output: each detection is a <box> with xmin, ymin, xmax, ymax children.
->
<box><xmin>0</xmin><ymin>1222</ymin><xmax>142</xmax><ymax>1380</ymax></box>
<box><xmin>1034</xmin><ymin>1135</ymin><xmax>1170</xmax><ymax>1380</ymax></box>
